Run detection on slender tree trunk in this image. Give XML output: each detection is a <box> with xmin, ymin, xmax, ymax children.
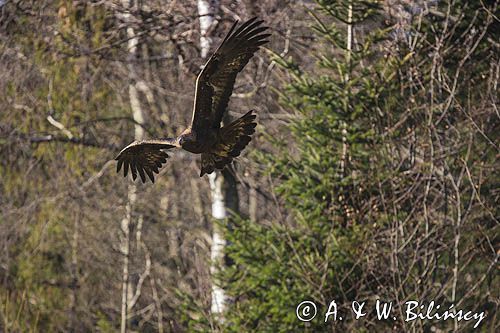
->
<box><xmin>119</xmin><ymin>1</ymin><xmax>144</xmax><ymax>332</ymax></box>
<box><xmin>68</xmin><ymin>208</ymin><xmax>80</xmax><ymax>332</ymax></box>
<box><xmin>339</xmin><ymin>2</ymin><xmax>352</xmax><ymax>222</ymax></box>
<box><xmin>198</xmin><ymin>0</ymin><xmax>219</xmax><ymax>59</ymax></box>
<box><xmin>341</xmin><ymin>2</ymin><xmax>352</xmax><ymax>176</ymax></box>
<box><xmin>208</xmin><ymin>171</ymin><xmax>227</xmax><ymax>316</ymax></box>
<box><xmin>197</xmin><ymin>0</ymin><xmax>238</xmax><ymax>320</ymax></box>
<box><xmin>120</xmin><ymin>190</ymin><xmax>133</xmax><ymax>333</ymax></box>
<box><xmin>249</xmin><ymin>183</ymin><xmax>258</xmax><ymax>222</ymax></box>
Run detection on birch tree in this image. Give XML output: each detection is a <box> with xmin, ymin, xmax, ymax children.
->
<box><xmin>196</xmin><ymin>0</ymin><xmax>232</xmax><ymax>319</ymax></box>
<box><xmin>118</xmin><ymin>1</ymin><xmax>144</xmax><ymax>332</ymax></box>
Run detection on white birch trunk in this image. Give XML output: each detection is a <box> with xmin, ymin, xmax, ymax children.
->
<box><xmin>197</xmin><ymin>0</ymin><xmax>227</xmax><ymax>318</ymax></box>
<box><xmin>208</xmin><ymin>172</ymin><xmax>227</xmax><ymax>316</ymax></box>
<box><xmin>198</xmin><ymin>0</ymin><xmax>219</xmax><ymax>59</ymax></box>
<box><xmin>119</xmin><ymin>1</ymin><xmax>144</xmax><ymax>332</ymax></box>
<box><xmin>120</xmin><ymin>189</ymin><xmax>134</xmax><ymax>333</ymax></box>
<box><xmin>341</xmin><ymin>3</ymin><xmax>352</xmax><ymax>177</ymax></box>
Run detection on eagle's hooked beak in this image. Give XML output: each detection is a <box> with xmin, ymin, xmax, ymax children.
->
<box><xmin>178</xmin><ymin>132</ymin><xmax>195</xmax><ymax>146</ymax></box>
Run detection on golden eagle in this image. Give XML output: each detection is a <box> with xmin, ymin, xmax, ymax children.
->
<box><xmin>115</xmin><ymin>17</ymin><xmax>270</xmax><ymax>183</ymax></box>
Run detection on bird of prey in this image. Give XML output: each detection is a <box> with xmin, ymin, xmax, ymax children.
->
<box><xmin>115</xmin><ymin>17</ymin><xmax>270</xmax><ymax>183</ymax></box>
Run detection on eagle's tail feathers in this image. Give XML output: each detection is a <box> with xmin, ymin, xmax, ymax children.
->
<box><xmin>200</xmin><ymin>110</ymin><xmax>256</xmax><ymax>177</ymax></box>
<box><xmin>200</xmin><ymin>154</ymin><xmax>233</xmax><ymax>177</ymax></box>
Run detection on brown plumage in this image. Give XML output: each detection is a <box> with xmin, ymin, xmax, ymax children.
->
<box><xmin>115</xmin><ymin>17</ymin><xmax>270</xmax><ymax>183</ymax></box>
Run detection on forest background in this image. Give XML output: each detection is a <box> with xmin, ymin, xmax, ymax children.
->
<box><xmin>0</xmin><ymin>0</ymin><xmax>498</xmax><ymax>332</ymax></box>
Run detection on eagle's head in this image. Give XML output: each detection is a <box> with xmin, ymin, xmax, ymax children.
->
<box><xmin>178</xmin><ymin>128</ymin><xmax>196</xmax><ymax>146</ymax></box>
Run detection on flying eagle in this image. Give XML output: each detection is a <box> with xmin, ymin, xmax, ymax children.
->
<box><xmin>115</xmin><ymin>17</ymin><xmax>270</xmax><ymax>183</ymax></box>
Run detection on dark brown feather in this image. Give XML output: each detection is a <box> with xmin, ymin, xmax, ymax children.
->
<box><xmin>115</xmin><ymin>18</ymin><xmax>270</xmax><ymax>182</ymax></box>
<box><xmin>115</xmin><ymin>139</ymin><xmax>179</xmax><ymax>183</ymax></box>
<box><xmin>199</xmin><ymin>110</ymin><xmax>257</xmax><ymax>176</ymax></box>
<box><xmin>191</xmin><ymin>18</ymin><xmax>270</xmax><ymax>139</ymax></box>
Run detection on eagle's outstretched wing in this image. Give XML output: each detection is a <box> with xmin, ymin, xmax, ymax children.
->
<box><xmin>115</xmin><ymin>139</ymin><xmax>179</xmax><ymax>183</ymax></box>
<box><xmin>191</xmin><ymin>17</ymin><xmax>270</xmax><ymax>139</ymax></box>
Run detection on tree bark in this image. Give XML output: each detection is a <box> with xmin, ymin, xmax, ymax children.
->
<box><xmin>119</xmin><ymin>1</ymin><xmax>144</xmax><ymax>332</ymax></box>
<box><xmin>68</xmin><ymin>208</ymin><xmax>81</xmax><ymax>332</ymax></box>
<box><xmin>197</xmin><ymin>0</ymin><xmax>239</xmax><ymax>320</ymax></box>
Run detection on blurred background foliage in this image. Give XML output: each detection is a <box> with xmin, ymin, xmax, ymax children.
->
<box><xmin>0</xmin><ymin>0</ymin><xmax>498</xmax><ymax>332</ymax></box>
